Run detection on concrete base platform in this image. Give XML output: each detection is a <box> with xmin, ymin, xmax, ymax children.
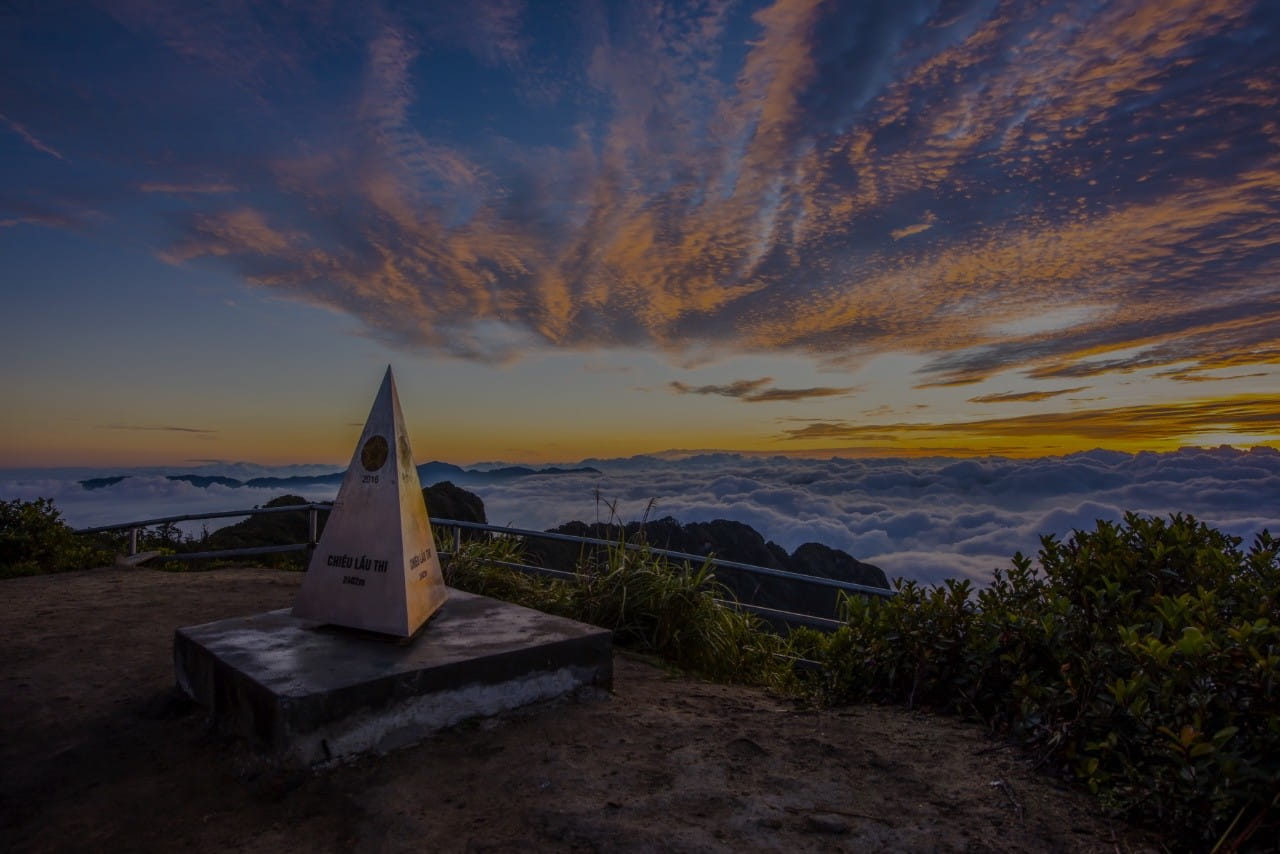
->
<box><xmin>174</xmin><ymin>588</ymin><xmax>612</xmax><ymax>766</ymax></box>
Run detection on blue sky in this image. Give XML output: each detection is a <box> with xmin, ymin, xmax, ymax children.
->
<box><xmin>2</xmin><ymin>0</ymin><xmax>1278</xmax><ymax>467</ymax></box>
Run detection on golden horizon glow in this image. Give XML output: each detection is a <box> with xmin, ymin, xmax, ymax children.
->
<box><xmin>2</xmin><ymin>1</ymin><xmax>1278</xmax><ymax>468</ymax></box>
<box><xmin>5</xmin><ymin>386</ymin><xmax>1277</xmax><ymax>469</ymax></box>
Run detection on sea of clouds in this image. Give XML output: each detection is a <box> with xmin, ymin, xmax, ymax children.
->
<box><xmin>3</xmin><ymin>447</ymin><xmax>1277</xmax><ymax>585</ymax></box>
<box><xmin>0</xmin><ymin>464</ymin><xmax>341</xmax><ymax>539</ymax></box>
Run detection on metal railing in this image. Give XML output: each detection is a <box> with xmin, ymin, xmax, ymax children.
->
<box><xmin>77</xmin><ymin>503</ymin><xmax>330</xmax><ymax>559</ymax></box>
<box><xmin>76</xmin><ymin>504</ymin><xmax>893</xmax><ymax>629</ymax></box>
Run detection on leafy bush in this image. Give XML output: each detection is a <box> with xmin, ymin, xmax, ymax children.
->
<box><xmin>798</xmin><ymin>513</ymin><xmax>1279</xmax><ymax>849</ymax></box>
<box><xmin>0</xmin><ymin>498</ymin><xmax>112</xmax><ymax>577</ymax></box>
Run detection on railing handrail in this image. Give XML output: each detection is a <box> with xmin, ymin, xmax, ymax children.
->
<box><xmin>75</xmin><ymin>504</ymin><xmax>894</xmax><ymax>601</ymax></box>
<box><xmin>434</xmin><ymin>518</ymin><xmax>895</xmax><ymax>598</ymax></box>
<box><xmin>75</xmin><ymin>503</ymin><xmax>335</xmax><ymax>534</ymax></box>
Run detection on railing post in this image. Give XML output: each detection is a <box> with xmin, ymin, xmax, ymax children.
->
<box><xmin>128</xmin><ymin>528</ymin><xmax>138</xmax><ymax>556</ymax></box>
<box><xmin>308</xmin><ymin>508</ymin><xmax>318</xmax><ymax>547</ymax></box>
<box><xmin>454</xmin><ymin>526</ymin><xmax>461</xmax><ymax>555</ymax></box>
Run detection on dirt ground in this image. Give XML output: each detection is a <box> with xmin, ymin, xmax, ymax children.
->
<box><xmin>0</xmin><ymin>566</ymin><xmax>1163</xmax><ymax>853</ymax></box>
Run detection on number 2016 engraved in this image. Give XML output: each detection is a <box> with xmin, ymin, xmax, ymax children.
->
<box><xmin>362</xmin><ymin>474</ymin><xmax>379</xmax><ymax>484</ymax></box>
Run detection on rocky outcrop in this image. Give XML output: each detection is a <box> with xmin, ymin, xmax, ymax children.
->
<box><xmin>201</xmin><ymin>483</ymin><xmax>492</xmax><ymax>551</ymax></box>
<box><xmin>423</xmin><ymin>482</ymin><xmax>487</xmax><ymax>542</ymax></box>
<box><xmin>204</xmin><ymin>494</ymin><xmax>324</xmax><ymax>551</ymax></box>
<box><xmin>524</xmin><ymin>515</ymin><xmax>889</xmax><ymax>622</ymax></box>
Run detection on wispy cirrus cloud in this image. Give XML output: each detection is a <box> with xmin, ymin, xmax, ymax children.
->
<box><xmin>669</xmin><ymin>376</ymin><xmax>854</xmax><ymax>403</ymax></box>
<box><xmin>98</xmin><ymin>424</ymin><xmax>218</xmax><ymax>435</ymax></box>
<box><xmin>1160</xmin><ymin>371</ymin><xmax>1270</xmax><ymax>383</ymax></box>
<box><xmin>671</xmin><ymin>378</ymin><xmax>774</xmax><ymax>399</ymax></box>
<box><xmin>0</xmin><ymin>113</ymin><xmax>64</xmax><ymax>160</ymax></box>
<box><xmin>161</xmin><ymin>208</ymin><xmax>301</xmax><ymax>263</ymax></box>
<box><xmin>968</xmin><ymin>387</ymin><xmax>1088</xmax><ymax>404</ymax></box>
<box><xmin>139</xmin><ymin>182</ymin><xmax>236</xmax><ymax>195</ymax></box>
<box><xmin>3</xmin><ymin>0</ymin><xmax>1278</xmax><ymax>387</ymax></box>
<box><xmin>891</xmin><ymin>212</ymin><xmax>936</xmax><ymax>242</ymax></box>
<box><xmin>744</xmin><ymin>386</ymin><xmax>856</xmax><ymax>403</ymax></box>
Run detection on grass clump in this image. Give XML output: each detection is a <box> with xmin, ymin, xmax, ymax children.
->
<box><xmin>441</xmin><ymin>529</ymin><xmax>790</xmax><ymax>684</ymax></box>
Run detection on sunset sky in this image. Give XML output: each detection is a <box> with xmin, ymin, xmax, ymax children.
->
<box><xmin>2</xmin><ymin>0</ymin><xmax>1278</xmax><ymax>468</ymax></box>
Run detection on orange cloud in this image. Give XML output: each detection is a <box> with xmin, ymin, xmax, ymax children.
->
<box><xmin>669</xmin><ymin>377</ymin><xmax>854</xmax><ymax>402</ymax></box>
<box><xmin>779</xmin><ymin>395</ymin><xmax>1280</xmax><ymax>453</ymax></box>
<box><xmin>968</xmin><ymin>387</ymin><xmax>1089</xmax><ymax>404</ymax></box>
<box><xmin>890</xmin><ymin>221</ymin><xmax>933</xmax><ymax>241</ymax></box>
<box><xmin>163</xmin><ymin>208</ymin><xmax>301</xmax><ymax>263</ymax></box>
<box><xmin>1159</xmin><ymin>371</ymin><xmax>1270</xmax><ymax>383</ymax></box>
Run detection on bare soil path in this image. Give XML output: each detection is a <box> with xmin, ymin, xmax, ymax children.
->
<box><xmin>0</xmin><ymin>567</ymin><xmax>1160</xmax><ymax>852</ymax></box>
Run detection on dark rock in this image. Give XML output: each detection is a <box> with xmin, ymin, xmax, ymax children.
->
<box><xmin>726</xmin><ymin>737</ymin><xmax>769</xmax><ymax>759</ymax></box>
<box><xmin>522</xmin><ymin>515</ymin><xmax>889</xmax><ymax>622</ymax></box>
<box><xmin>802</xmin><ymin>814</ymin><xmax>851</xmax><ymax>835</ymax></box>
<box><xmin>418</xmin><ymin>461</ymin><xmax>601</xmax><ymax>486</ymax></box>
<box><xmin>423</xmin><ymin>482</ymin><xmax>487</xmax><ymax>541</ymax></box>
<box><xmin>789</xmin><ymin>542</ymin><xmax>888</xmax><ymax>589</ymax></box>
<box><xmin>204</xmin><ymin>494</ymin><xmax>323</xmax><ymax>552</ymax></box>
<box><xmin>423</xmin><ymin>481</ymin><xmax>487</xmax><ymax>525</ymax></box>
<box><xmin>79</xmin><ymin>475</ymin><xmax>130</xmax><ymax>490</ymax></box>
<box><xmin>168</xmin><ymin>474</ymin><xmax>242</xmax><ymax>488</ymax></box>
<box><xmin>137</xmin><ymin>688</ymin><xmax>196</xmax><ymax>720</ymax></box>
<box><xmin>243</xmin><ymin>473</ymin><xmax>344</xmax><ymax>489</ymax></box>
<box><xmin>198</xmin><ymin>484</ymin><xmax>490</xmax><ymax>556</ymax></box>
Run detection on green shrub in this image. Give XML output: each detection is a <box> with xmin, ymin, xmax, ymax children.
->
<box><xmin>0</xmin><ymin>498</ymin><xmax>113</xmax><ymax>577</ymax></box>
<box><xmin>802</xmin><ymin>576</ymin><xmax>978</xmax><ymax>708</ymax></box>
<box><xmin>803</xmin><ymin>513</ymin><xmax>1278</xmax><ymax>849</ymax></box>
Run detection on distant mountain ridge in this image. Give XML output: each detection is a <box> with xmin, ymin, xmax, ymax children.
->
<box><xmin>78</xmin><ymin>462</ymin><xmax>601</xmax><ymax>491</ymax></box>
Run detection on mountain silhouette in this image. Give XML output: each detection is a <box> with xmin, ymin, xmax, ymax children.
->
<box><xmin>525</xmin><ymin>515</ymin><xmax>889</xmax><ymax>622</ymax></box>
<box><xmin>78</xmin><ymin>462</ymin><xmax>600</xmax><ymax>491</ymax></box>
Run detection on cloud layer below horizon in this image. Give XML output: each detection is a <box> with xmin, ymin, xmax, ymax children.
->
<box><xmin>7</xmin><ymin>446</ymin><xmax>1277</xmax><ymax>585</ymax></box>
<box><xmin>468</xmin><ymin>446</ymin><xmax>1280</xmax><ymax>583</ymax></box>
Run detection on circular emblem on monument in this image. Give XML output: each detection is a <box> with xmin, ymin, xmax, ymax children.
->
<box><xmin>360</xmin><ymin>435</ymin><xmax>389</xmax><ymax>471</ymax></box>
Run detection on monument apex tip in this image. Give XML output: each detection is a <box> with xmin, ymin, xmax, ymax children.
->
<box><xmin>292</xmin><ymin>362</ymin><xmax>445</xmax><ymax>636</ymax></box>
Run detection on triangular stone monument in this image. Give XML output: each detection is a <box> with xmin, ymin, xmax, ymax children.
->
<box><xmin>293</xmin><ymin>366</ymin><xmax>448</xmax><ymax>637</ymax></box>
